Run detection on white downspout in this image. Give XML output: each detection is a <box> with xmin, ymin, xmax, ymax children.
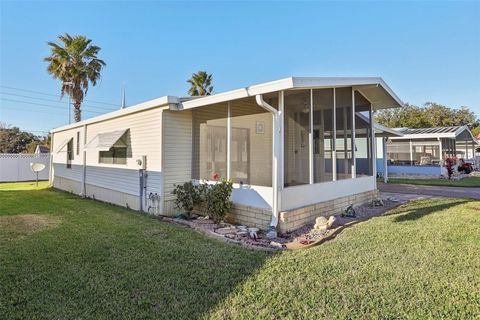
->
<box><xmin>49</xmin><ymin>132</ymin><xmax>54</xmax><ymax>187</ymax></box>
<box><xmin>81</xmin><ymin>124</ymin><xmax>87</xmax><ymax>197</ymax></box>
<box><xmin>255</xmin><ymin>94</ymin><xmax>280</xmax><ymax>228</ymax></box>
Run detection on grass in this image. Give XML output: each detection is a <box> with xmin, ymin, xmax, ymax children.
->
<box><xmin>387</xmin><ymin>176</ymin><xmax>480</xmax><ymax>187</ymax></box>
<box><xmin>1</xmin><ymin>184</ymin><xmax>479</xmax><ymax>319</ymax></box>
<box><xmin>0</xmin><ymin>180</ymin><xmax>49</xmax><ymax>191</ymax></box>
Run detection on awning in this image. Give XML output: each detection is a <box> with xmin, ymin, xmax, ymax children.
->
<box><xmin>55</xmin><ymin>138</ymin><xmax>72</xmax><ymax>153</ymax></box>
<box><xmin>84</xmin><ymin>129</ymin><xmax>128</xmax><ymax>151</ymax></box>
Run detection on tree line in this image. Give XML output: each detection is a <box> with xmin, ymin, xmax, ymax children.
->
<box><xmin>375</xmin><ymin>102</ymin><xmax>480</xmax><ymax>137</ymax></box>
<box><xmin>0</xmin><ymin>123</ymin><xmax>50</xmax><ymax>154</ymax></box>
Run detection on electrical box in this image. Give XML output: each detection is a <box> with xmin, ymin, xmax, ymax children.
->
<box><xmin>136</xmin><ymin>155</ymin><xmax>147</xmax><ymax>169</ymax></box>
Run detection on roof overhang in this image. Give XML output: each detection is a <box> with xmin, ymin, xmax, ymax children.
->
<box><xmin>354</xmin><ymin>112</ymin><xmax>403</xmax><ymax>137</ymax></box>
<box><xmin>374</xmin><ymin>123</ymin><xmax>403</xmax><ymax>137</ymax></box>
<box><xmin>172</xmin><ymin>77</ymin><xmax>404</xmax><ymax>111</ymax></box>
<box><xmin>51</xmin><ymin>96</ymin><xmax>178</xmax><ymax>134</ymax></box>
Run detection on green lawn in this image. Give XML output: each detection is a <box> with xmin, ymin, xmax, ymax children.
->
<box><xmin>387</xmin><ymin>176</ymin><xmax>480</xmax><ymax>187</ymax></box>
<box><xmin>0</xmin><ymin>180</ymin><xmax>49</xmax><ymax>191</ymax></box>
<box><xmin>1</xmin><ymin>184</ymin><xmax>479</xmax><ymax>319</ymax></box>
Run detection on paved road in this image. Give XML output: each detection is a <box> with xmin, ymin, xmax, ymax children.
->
<box><xmin>378</xmin><ymin>183</ymin><xmax>480</xmax><ymax>200</ymax></box>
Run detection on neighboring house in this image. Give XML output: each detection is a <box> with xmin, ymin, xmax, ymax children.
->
<box><xmin>35</xmin><ymin>145</ymin><xmax>50</xmax><ymax>154</ymax></box>
<box><xmin>380</xmin><ymin>126</ymin><xmax>480</xmax><ymax>178</ymax></box>
<box><xmin>50</xmin><ymin>77</ymin><xmax>403</xmax><ymax>233</ymax></box>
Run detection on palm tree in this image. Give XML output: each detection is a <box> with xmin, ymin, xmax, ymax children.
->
<box><xmin>45</xmin><ymin>33</ymin><xmax>106</xmax><ymax>122</ymax></box>
<box><xmin>187</xmin><ymin>71</ymin><xmax>213</xmax><ymax>96</ymax></box>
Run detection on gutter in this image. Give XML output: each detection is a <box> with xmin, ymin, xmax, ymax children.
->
<box><xmin>255</xmin><ymin>94</ymin><xmax>281</xmax><ymax>228</ymax></box>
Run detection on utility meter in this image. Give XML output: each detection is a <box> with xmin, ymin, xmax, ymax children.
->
<box><xmin>137</xmin><ymin>155</ymin><xmax>147</xmax><ymax>169</ymax></box>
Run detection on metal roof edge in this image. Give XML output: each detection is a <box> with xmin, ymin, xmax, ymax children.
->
<box><xmin>50</xmin><ymin>95</ymin><xmax>176</xmax><ymax>133</ymax></box>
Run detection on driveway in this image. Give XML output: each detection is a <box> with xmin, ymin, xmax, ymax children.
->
<box><xmin>378</xmin><ymin>183</ymin><xmax>480</xmax><ymax>200</ymax></box>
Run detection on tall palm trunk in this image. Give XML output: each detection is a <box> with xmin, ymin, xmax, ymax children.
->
<box><xmin>73</xmin><ymin>100</ymin><xmax>82</xmax><ymax>122</ymax></box>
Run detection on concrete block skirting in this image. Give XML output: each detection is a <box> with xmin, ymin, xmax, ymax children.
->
<box><xmin>192</xmin><ymin>203</ymin><xmax>271</xmax><ymax>230</ymax></box>
<box><xmin>194</xmin><ymin>190</ymin><xmax>377</xmax><ymax>233</ymax></box>
<box><xmin>226</xmin><ymin>205</ymin><xmax>271</xmax><ymax>230</ymax></box>
<box><xmin>278</xmin><ymin>190</ymin><xmax>378</xmax><ymax>234</ymax></box>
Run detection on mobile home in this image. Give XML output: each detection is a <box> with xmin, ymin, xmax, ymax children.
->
<box><xmin>50</xmin><ymin>77</ymin><xmax>403</xmax><ymax>233</ymax></box>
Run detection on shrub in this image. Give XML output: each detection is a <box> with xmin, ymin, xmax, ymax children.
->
<box><xmin>172</xmin><ymin>181</ymin><xmax>201</xmax><ymax>216</ymax></box>
<box><xmin>205</xmin><ymin>180</ymin><xmax>233</xmax><ymax>224</ymax></box>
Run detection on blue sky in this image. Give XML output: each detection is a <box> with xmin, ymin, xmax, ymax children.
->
<box><xmin>1</xmin><ymin>1</ymin><xmax>479</xmax><ymax>136</ymax></box>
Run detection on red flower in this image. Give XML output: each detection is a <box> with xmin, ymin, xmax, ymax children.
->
<box><xmin>211</xmin><ymin>173</ymin><xmax>219</xmax><ymax>181</ymax></box>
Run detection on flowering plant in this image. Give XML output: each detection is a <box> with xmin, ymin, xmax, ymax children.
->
<box><xmin>444</xmin><ymin>157</ymin><xmax>457</xmax><ymax>180</ymax></box>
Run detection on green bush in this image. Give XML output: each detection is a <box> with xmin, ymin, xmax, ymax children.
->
<box><xmin>172</xmin><ymin>180</ymin><xmax>233</xmax><ymax>223</ymax></box>
<box><xmin>205</xmin><ymin>180</ymin><xmax>233</xmax><ymax>224</ymax></box>
<box><xmin>172</xmin><ymin>181</ymin><xmax>201</xmax><ymax>216</ymax></box>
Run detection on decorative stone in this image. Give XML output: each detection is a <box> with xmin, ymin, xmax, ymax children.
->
<box><xmin>248</xmin><ymin>227</ymin><xmax>259</xmax><ymax>239</ymax></box>
<box><xmin>215</xmin><ymin>227</ymin><xmax>237</xmax><ymax>235</ymax></box>
<box><xmin>372</xmin><ymin>199</ymin><xmax>384</xmax><ymax>207</ymax></box>
<box><xmin>327</xmin><ymin>216</ymin><xmax>336</xmax><ymax>228</ymax></box>
<box><xmin>314</xmin><ymin>216</ymin><xmax>328</xmax><ymax>230</ymax></box>
<box><xmin>270</xmin><ymin>241</ymin><xmax>284</xmax><ymax>249</ymax></box>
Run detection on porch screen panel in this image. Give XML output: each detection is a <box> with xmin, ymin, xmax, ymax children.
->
<box><xmin>192</xmin><ymin>103</ymin><xmax>228</xmax><ymax>180</ymax></box>
<box><xmin>312</xmin><ymin>88</ymin><xmax>334</xmax><ymax>183</ymax></box>
<box><xmin>412</xmin><ymin>140</ymin><xmax>440</xmax><ymax>166</ymax></box>
<box><xmin>386</xmin><ymin>140</ymin><xmax>411</xmax><ymax>165</ymax></box>
<box><xmin>230</xmin><ymin>99</ymin><xmax>272</xmax><ymax>187</ymax></box>
<box><xmin>284</xmin><ymin>90</ymin><xmax>310</xmax><ymax>187</ymax></box>
<box><xmin>354</xmin><ymin>91</ymin><xmax>373</xmax><ymax>176</ymax></box>
<box><xmin>335</xmin><ymin>87</ymin><xmax>353</xmax><ymax>180</ymax></box>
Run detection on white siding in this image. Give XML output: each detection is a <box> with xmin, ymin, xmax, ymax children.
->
<box><xmin>53</xmin><ymin>163</ymin><xmax>83</xmax><ymax>182</ymax></box>
<box><xmin>162</xmin><ymin>110</ymin><xmax>193</xmax><ymax>214</ymax></box>
<box><xmin>85</xmin><ymin>107</ymin><xmax>163</xmax><ymax>171</ymax></box>
<box><xmin>51</xmin><ymin>107</ymin><xmax>165</xmax><ymax>211</ymax></box>
<box><xmin>85</xmin><ymin>166</ymin><xmax>162</xmax><ymax>196</ymax></box>
<box><xmin>51</xmin><ymin>126</ymin><xmax>85</xmax><ymax>185</ymax></box>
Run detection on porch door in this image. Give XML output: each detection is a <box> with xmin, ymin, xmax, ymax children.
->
<box><xmin>231</xmin><ymin>127</ymin><xmax>250</xmax><ymax>184</ymax></box>
<box><xmin>295</xmin><ymin>111</ymin><xmax>310</xmax><ymax>183</ymax></box>
<box><xmin>205</xmin><ymin>125</ymin><xmax>227</xmax><ymax>179</ymax></box>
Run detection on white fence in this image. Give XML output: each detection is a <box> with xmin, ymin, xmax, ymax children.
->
<box><xmin>0</xmin><ymin>153</ymin><xmax>50</xmax><ymax>182</ymax></box>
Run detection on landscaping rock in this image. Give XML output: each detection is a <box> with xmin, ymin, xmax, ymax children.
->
<box><xmin>314</xmin><ymin>216</ymin><xmax>328</xmax><ymax>231</ymax></box>
<box><xmin>270</xmin><ymin>241</ymin><xmax>284</xmax><ymax>249</ymax></box>
<box><xmin>237</xmin><ymin>231</ymin><xmax>248</xmax><ymax>237</ymax></box>
<box><xmin>372</xmin><ymin>199</ymin><xmax>384</xmax><ymax>207</ymax></box>
<box><xmin>215</xmin><ymin>226</ymin><xmax>237</xmax><ymax>235</ymax></box>
<box><xmin>248</xmin><ymin>227</ymin><xmax>259</xmax><ymax>239</ymax></box>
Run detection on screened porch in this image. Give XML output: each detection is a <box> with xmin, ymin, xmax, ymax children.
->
<box><xmin>172</xmin><ymin>77</ymin><xmax>403</xmax><ymax>225</ymax></box>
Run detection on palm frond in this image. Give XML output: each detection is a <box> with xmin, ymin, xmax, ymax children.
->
<box><xmin>45</xmin><ymin>34</ymin><xmax>105</xmax><ymax>122</ymax></box>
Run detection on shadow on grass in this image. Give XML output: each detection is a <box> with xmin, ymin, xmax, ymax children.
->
<box><xmin>387</xmin><ymin>199</ymin><xmax>470</xmax><ymax>223</ymax></box>
<box><xmin>0</xmin><ymin>187</ymin><xmax>273</xmax><ymax>319</ymax></box>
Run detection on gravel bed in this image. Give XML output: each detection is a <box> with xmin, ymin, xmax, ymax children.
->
<box><xmin>173</xmin><ymin>195</ymin><xmax>403</xmax><ymax>249</ymax></box>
